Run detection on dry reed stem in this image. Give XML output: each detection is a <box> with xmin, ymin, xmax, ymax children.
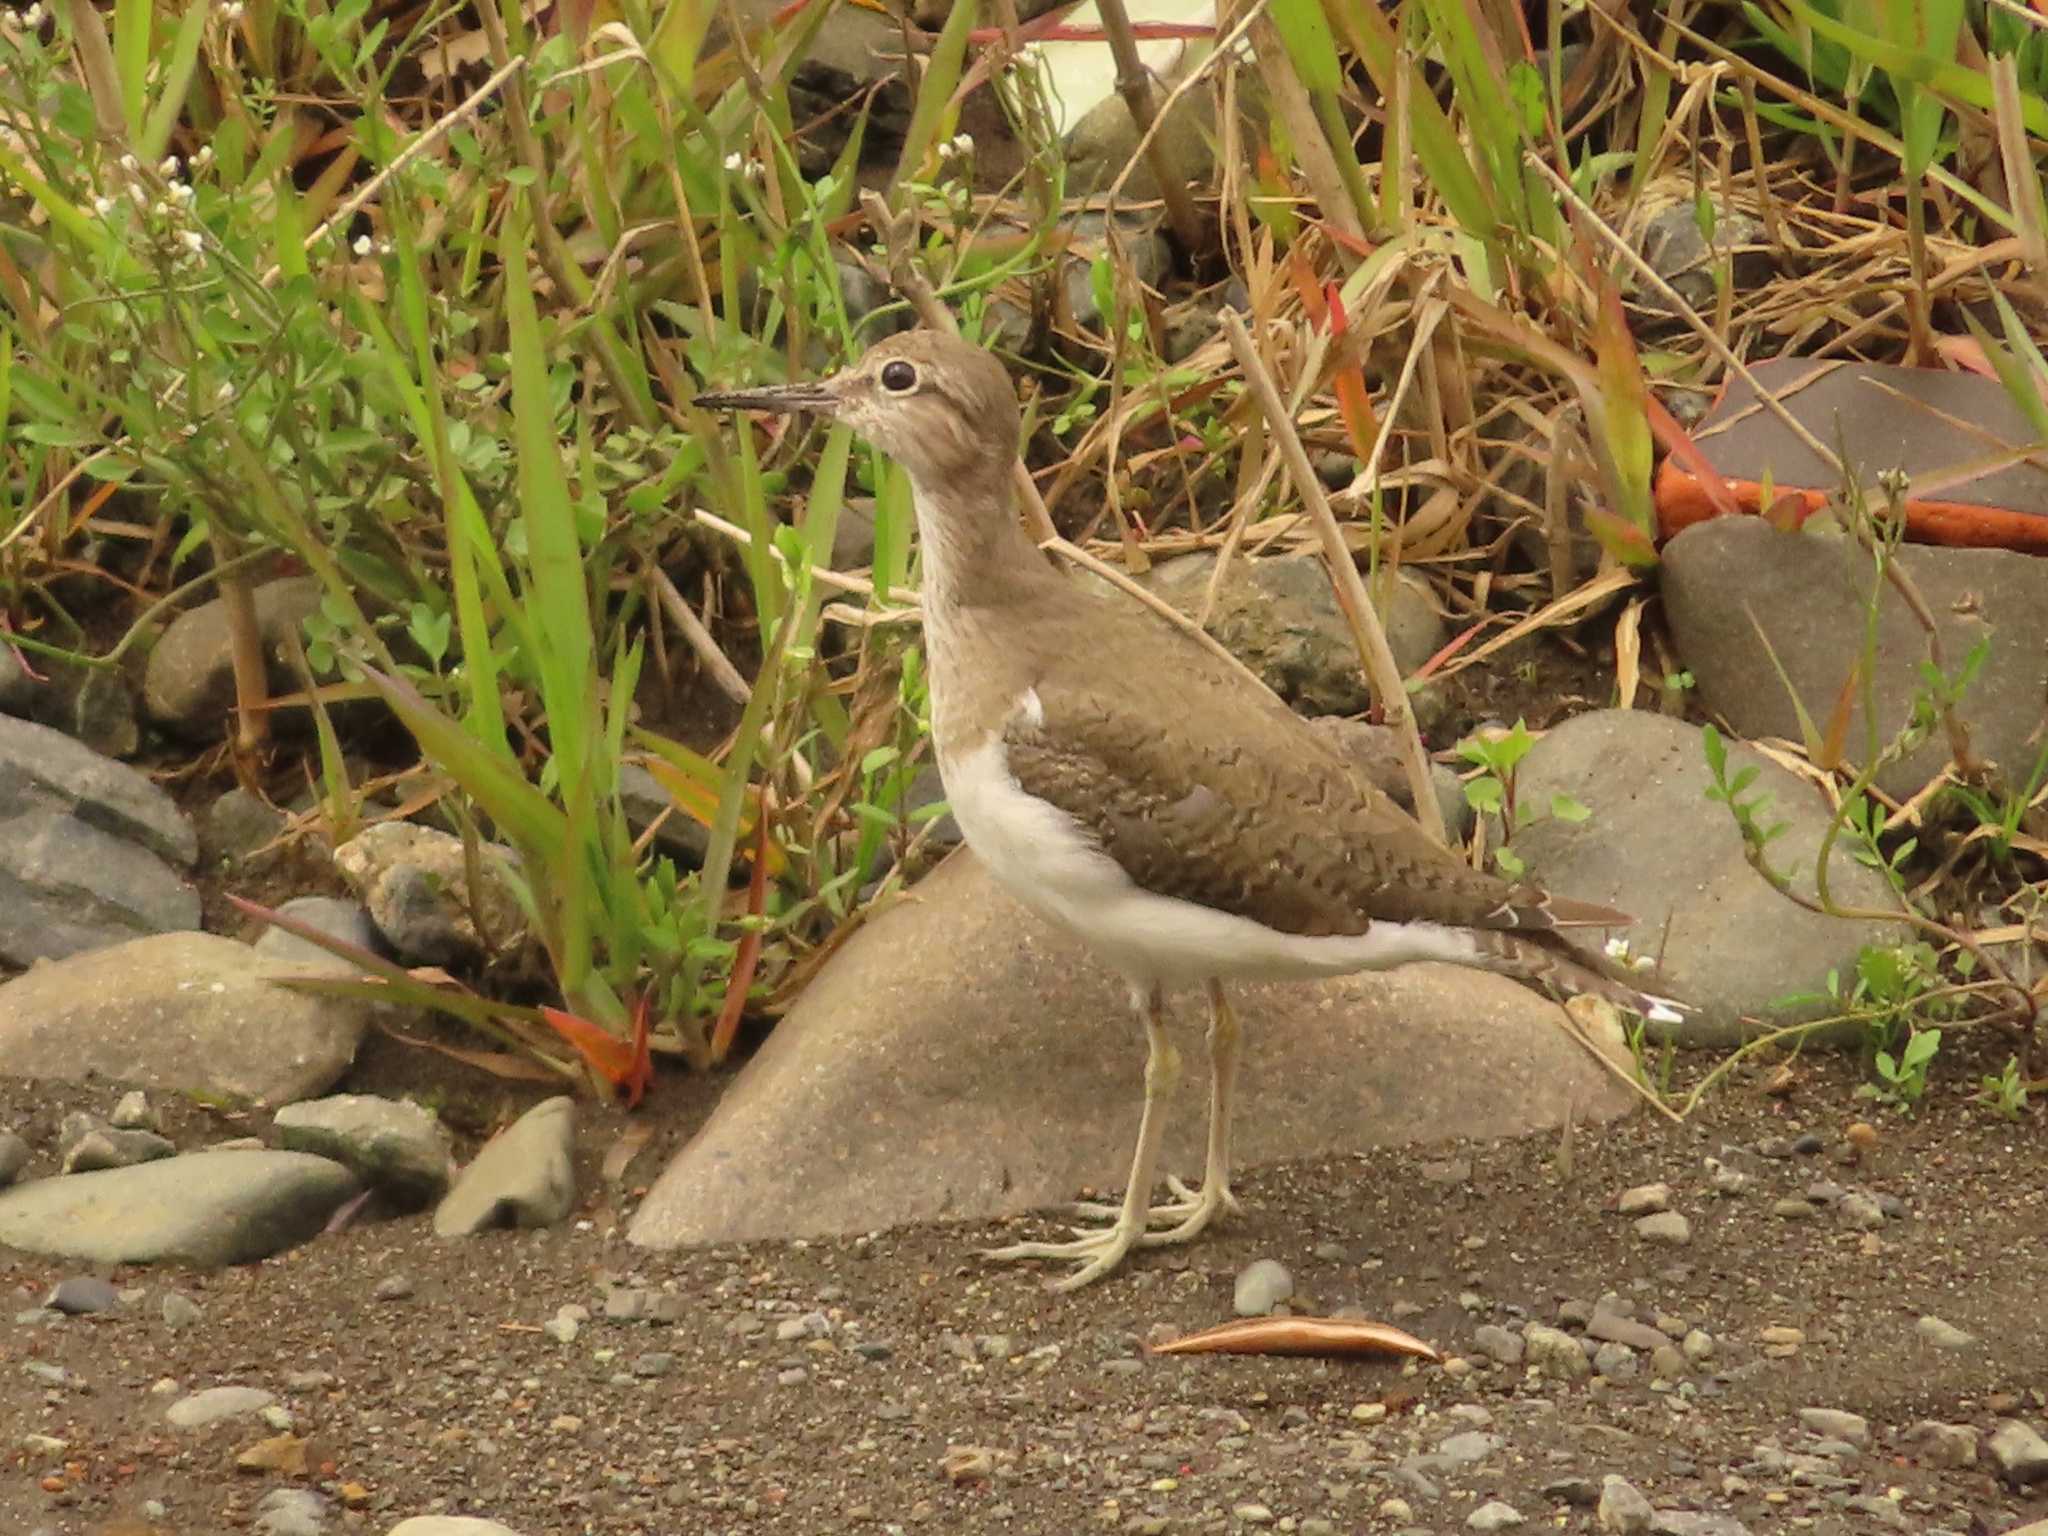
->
<box><xmin>1221</xmin><ymin>309</ymin><xmax>1444</xmax><ymax>845</ymax></box>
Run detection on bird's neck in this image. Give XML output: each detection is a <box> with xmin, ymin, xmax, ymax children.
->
<box><xmin>908</xmin><ymin>464</ymin><xmax>1053</xmax><ymax>626</ymax></box>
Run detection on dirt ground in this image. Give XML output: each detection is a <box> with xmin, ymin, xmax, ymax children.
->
<box><xmin>3</xmin><ymin>1020</ymin><xmax>2046</xmax><ymax>1536</ymax></box>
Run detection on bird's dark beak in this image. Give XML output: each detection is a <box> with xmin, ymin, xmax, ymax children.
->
<box><xmin>694</xmin><ymin>379</ymin><xmax>838</xmax><ymax>416</ymax></box>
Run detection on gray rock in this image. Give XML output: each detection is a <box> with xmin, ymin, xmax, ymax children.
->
<box><xmin>1681</xmin><ymin>1328</ymin><xmax>1715</xmax><ymax>1362</ymax></box>
<box><xmin>110</xmin><ymin>1090</ymin><xmax>158</xmax><ymax>1131</ymax></box>
<box><xmin>386</xmin><ymin>1521</ymin><xmax>527</xmax><ymax>1536</ymax></box>
<box><xmin>1524</xmin><ymin>1323</ymin><xmax>1592</xmax><ymax>1381</ymax></box>
<box><xmin>1844</xmin><ymin>1494</ymin><xmax>1907</xmax><ymax>1529</ymax></box>
<box><xmin>1638</xmin><ymin>201</ymin><xmax>1773</xmax><ymax>317</ymax></box>
<box><xmin>143</xmin><ymin>576</ymin><xmax>321</xmax><ymax>740</ymax></box>
<box><xmin>627</xmin><ymin>852</ymin><xmax>1639</xmax><ymax>1250</ymax></box>
<box><xmin>253</xmin><ymin>1487</ymin><xmax>331</xmax><ymax>1536</ymax></box>
<box><xmin>71</xmin><ymin>668</ymin><xmax>139</xmax><ymax>759</ymax></box>
<box><xmin>1650</xmin><ymin>1343</ymin><xmax>1689</xmax><ymax>1378</ymax></box>
<box><xmin>618</xmin><ymin>761</ymin><xmax>712</xmax><ymax>868</ymax></box>
<box><xmin>1663</xmin><ymin>516</ymin><xmax>2048</xmax><ymax>799</ymax></box>
<box><xmin>1772</xmin><ymin>1197</ymin><xmax>1817</xmax><ymax>1221</ymax></box>
<box><xmin>62</xmin><ymin>1127</ymin><xmax>175</xmax><ymax>1173</ymax></box>
<box><xmin>1634</xmin><ymin>1211</ymin><xmax>1691</xmax><ymax>1246</ymax></box>
<box><xmin>1428</xmin><ymin>1431</ymin><xmax>1501</xmax><ymax>1470</ymax></box>
<box><xmin>334</xmin><ymin>821</ymin><xmax>525</xmax><ymax>967</ymax></box>
<box><xmin>0</xmin><ymin>716</ymin><xmax>199</xmax><ymax>964</ymax></box>
<box><xmin>0</xmin><ymin>931</ymin><xmax>372</xmax><ymax>1105</ymax></box>
<box><xmin>1988</xmin><ymin>1419</ymin><xmax>2048</xmax><ymax>1484</ymax></box>
<box><xmin>162</xmin><ymin>1291</ymin><xmax>200</xmax><ymax>1330</ymax></box>
<box><xmin>434</xmin><ymin>1096</ymin><xmax>576</xmax><ymax>1236</ymax></box>
<box><xmin>1905</xmin><ymin>1420</ymin><xmax>1976</xmax><ymax>1467</ymax></box>
<box><xmin>1467</xmin><ymin>1502</ymin><xmax>1524</xmax><ymax>1531</ymax></box>
<box><xmin>201</xmin><ymin>787</ymin><xmax>288</xmax><ymax>868</ymax></box>
<box><xmin>1836</xmin><ymin>1192</ymin><xmax>1884</xmax><ymax>1230</ymax></box>
<box><xmin>45</xmin><ymin>1276</ymin><xmax>120</xmax><ymax>1313</ymax></box>
<box><xmin>1233</xmin><ymin>1258</ymin><xmax>1294</xmax><ymax>1317</ymax></box>
<box><xmin>251</xmin><ymin>895</ymin><xmax>388</xmax><ymax>972</ymax></box>
<box><xmin>1128</xmin><ymin>552</ymin><xmax>1446</xmax><ymax>718</ymax></box>
<box><xmin>1798</xmin><ymin>1408</ymin><xmax>1869</xmax><ymax>1445</ymax></box>
<box><xmin>1915</xmin><ymin>1314</ymin><xmax>1976</xmax><ymax>1349</ymax></box>
<box><xmin>0</xmin><ymin>644</ymin><xmax>34</xmax><ymax>716</ymax></box>
<box><xmin>0</xmin><ymin>1130</ymin><xmax>27</xmax><ymax>1188</ymax></box>
<box><xmin>0</xmin><ymin>1150</ymin><xmax>359</xmax><ymax>1266</ymax></box>
<box><xmin>1597</xmin><ymin>1476</ymin><xmax>1654</xmax><ymax>1534</ymax></box>
<box><xmin>1588</xmin><ymin>1310</ymin><xmax>1670</xmax><ymax>1352</ymax></box>
<box><xmin>1471</xmin><ymin>1323</ymin><xmax>1524</xmax><ymax>1365</ymax></box>
<box><xmin>167</xmin><ymin>1384</ymin><xmax>278</xmax><ymax>1428</ymax></box>
<box><xmin>1617</xmin><ymin>1182</ymin><xmax>1669</xmax><ymax>1215</ymax></box>
<box><xmin>1510</xmin><ymin>710</ymin><xmax>1908</xmax><ymax>1046</ymax></box>
<box><xmin>273</xmin><ymin>1094</ymin><xmax>454</xmax><ymax>1209</ymax></box>
<box><xmin>1592</xmin><ymin>1341</ymin><xmax>1638</xmax><ymax>1380</ymax></box>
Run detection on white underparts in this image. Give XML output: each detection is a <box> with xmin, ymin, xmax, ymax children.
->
<box><xmin>941</xmin><ymin>712</ymin><xmax>1488</xmax><ymax>991</ymax></box>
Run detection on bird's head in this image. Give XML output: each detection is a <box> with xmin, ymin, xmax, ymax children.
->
<box><xmin>696</xmin><ymin>331</ymin><xmax>1019</xmax><ymax>489</ymax></box>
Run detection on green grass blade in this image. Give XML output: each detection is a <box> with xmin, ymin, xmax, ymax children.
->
<box><xmin>138</xmin><ymin>1</ymin><xmax>211</xmax><ymax>163</ymax></box>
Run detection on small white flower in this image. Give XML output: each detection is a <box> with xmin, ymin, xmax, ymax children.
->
<box><xmin>179</xmin><ymin>229</ymin><xmax>204</xmax><ymax>254</ymax></box>
<box><xmin>221</xmin><ymin>0</ymin><xmax>244</xmax><ymax>20</ymax></box>
<box><xmin>119</xmin><ymin>153</ymin><xmax>138</xmax><ymax>173</ymax></box>
<box><xmin>151</xmin><ymin>199</ymin><xmax>170</xmax><ymax>219</ymax></box>
<box><xmin>127</xmin><ymin>184</ymin><xmax>148</xmax><ymax>208</ymax></box>
<box><xmin>1604</xmin><ymin>936</ymin><xmax>1633</xmax><ymax>961</ymax></box>
<box><xmin>192</xmin><ymin>145</ymin><xmax>213</xmax><ymax>167</ymax></box>
<box><xmin>722</xmin><ymin>152</ymin><xmax>744</xmax><ymax>174</ymax></box>
<box><xmin>352</xmin><ymin>235</ymin><xmax>372</xmax><ymax>256</ymax></box>
<box><xmin>170</xmin><ymin>183</ymin><xmax>195</xmax><ymax>205</ymax></box>
<box><xmin>377</xmin><ymin>239</ymin><xmax>392</xmax><ymax>256</ymax></box>
<box><xmin>159</xmin><ymin>156</ymin><xmax>179</xmax><ymax>178</ymax></box>
<box><xmin>216</xmin><ymin>381</ymin><xmax>234</xmax><ymax>404</ymax></box>
<box><xmin>950</xmin><ymin>133</ymin><xmax>974</xmax><ymax>155</ymax></box>
<box><xmin>93</xmin><ymin>195</ymin><xmax>116</xmax><ymax>217</ymax></box>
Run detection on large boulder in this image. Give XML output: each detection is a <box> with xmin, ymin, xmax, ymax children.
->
<box><xmin>628</xmin><ymin>850</ymin><xmax>1638</xmax><ymax>1251</ymax></box>
<box><xmin>0</xmin><ymin>715</ymin><xmax>198</xmax><ymax>964</ymax></box>
<box><xmin>1509</xmin><ymin>710</ymin><xmax>1909</xmax><ymax>1047</ymax></box>
<box><xmin>0</xmin><ymin>932</ymin><xmax>373</xmax><ymax>1106</ymax></box>
<box><xmin>1662</xmin><ymin>517</ymin><xmax>2048</xmax><ymax>799</ymax></box>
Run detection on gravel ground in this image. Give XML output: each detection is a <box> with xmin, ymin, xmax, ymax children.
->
<box><xmin>4</xmin><ymin>1030</ymin><xmax>2047</xmax><ymax>1536</ymax></box>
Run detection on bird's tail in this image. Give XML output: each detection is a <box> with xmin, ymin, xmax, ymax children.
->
<box><xmin>1472</xmin><ymin>929</ymin><xmax>1689</xmax><ymax>1027</ymax></box>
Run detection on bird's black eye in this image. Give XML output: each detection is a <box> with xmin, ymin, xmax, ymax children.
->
<box><xmin>880</xmin><ymin>359</ymin><xmax>918</xmax><ymax>393</ymax></box>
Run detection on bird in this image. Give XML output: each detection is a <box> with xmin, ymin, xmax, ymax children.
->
<box><xmin>698</xmin><ymin>330</ymin><xmax>1684</xmax><ymax>1291</ymax></box>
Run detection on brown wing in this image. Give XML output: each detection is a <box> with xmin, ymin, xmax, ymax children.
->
<box><xmin>1003</xmin><ymin>601</ymin><xmax>1614</xmax><ymax>937</ymax></box>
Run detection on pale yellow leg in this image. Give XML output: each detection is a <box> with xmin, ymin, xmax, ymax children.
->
<box><xmin>978</xmin><ymin>985</ymin><xmax>1180</xmax><ymax>1291</ymax></box>
<box><xmin>1068</xmin><ymin>978</ymin><xmax>1243</xmax><ymax>1246</ymax></box>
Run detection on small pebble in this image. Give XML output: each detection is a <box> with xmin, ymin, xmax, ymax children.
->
<box><xmin>1681</xmin><ymin>1328</ymin><xmax>1715</xmax><ymax>1362</ymax></box>
<box><xmin>1791</xmin><ymin>1131</ymin><xmax>1825</xmax><ymax>1154</ymax></box>
<box><xmin>1233</xmin><ymin>1258</ymin><xmax>1294</xmax><ymax>1318</ymax></box>
<box><xmin>1633</xmin><ymin>1211</ymin><xmax>1691</xmax><ymax>1246</ymax></box>
<box><xmin>776</xmin><ymin>1366</ymin><xmax>808</xmax><ymax>1386</ymax></box>
<box><xmin>1471</xmin><ymin>1323</ymin><xmax>1523</xmax><ymax>1366</ymax></box>
<box><xmin>1799</xmin><ymin>1407</ymin><xmax>1870</xmax><ymax>1445</ymax></box>
<box><xmin>1592</xmin><ymin>1341</ymin><xmax>1638</xmax><ymax>1380</ymax></box>
<box><xmin>1231</xmin><ymin>1501</ymin><xmax>1274</xmax><ymax>1524</ymax></box>
<box><xmin>1379</xmin><ymin>1499</ymin><xmax>1414</xmax><ymax>1521</ymax></box>
<box><xmin>854</xmin><ymin>1339</ymin><xmax>893</xmax><ymax>1361</ymax></box>
<box><xmin>1596</xmin><ymin>1476</ymin><xmax>1653</xmax><ymax>1534</ymax></box>
<box><xmin>1523</xmin><ymin>1324</ymin><xmax>1590</xmax><ymax>1381</ymax></box>
<box><xmin>1906</xmin><ymin>1420</ymin><xmax>1977</xmax><ymax>1467</ymax></box>
<box><xmin>371</xmin><ymin>1274</ymin><xmax>414</xmax><ymax>1302</ymax></box>
<box><xmin>1650</xmin><ymin>1343</ymin><xmax>1688</xmax><ymax>1378</ymax></box>
<box><xmin>1772</xmin><ymin>1198</ymin><xmax>1817</xmax><ymax>1221</ymax></box>
<box><xmin>45</xmin><ymin>1277</ymin><xmax>120</xmax><ymax>1315</ymax></box>
<box><xmin>630</xmin><ymin>1352</ymin><xmax>676</xmax><ymax>1378</ymax></box>
<box><xmin>1467</xmin><ymin>1500</ymin><xmax>1525</xmax><ymax>1531</ymax></box>
<box><xmin>1836</xmin><ymin>1193</ymin><xmax>1884</xmax><ymax>1230</ymax></box>
<box><xmin>1916</xmin><ymin>1315</ymin><xmax>1976</xmax><ymax>1349</ymax></box>
<box><xmin>1616</xmin><ymin>1182</ymin><xmax>1670</xmax><ymax>1215</ymax></box>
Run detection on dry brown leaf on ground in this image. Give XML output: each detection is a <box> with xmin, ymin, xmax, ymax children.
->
<box><xmin>1148</xmin><ymin>1316</ymin><xmax>1441</xmax><ymax>1361</ymax></box>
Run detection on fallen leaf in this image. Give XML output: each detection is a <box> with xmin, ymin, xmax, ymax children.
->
<box><xmin>235</xmin><ymin>1433</ymin><xmax>309</xmax><ymax>1476</ymax></box>
<box><xmin>602</xmin><ymin>1122</ymin><xmax>656</xmax><ymax>1184</ymax></box>
<box><xmin>1147</xmin><ymin>1315</ymin><xmax>1440</xmax><ymax>1362</ymax></box>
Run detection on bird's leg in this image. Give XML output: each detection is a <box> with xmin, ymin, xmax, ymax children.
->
<box><xmin>978</xmin><ymin>984</ymin><xmax>1179</xmax><ymax>1291</ymax></box>
<box><xmin>1069</xmin><ymin>978</ymin><xmax>1243</xmax><ymax>1244</ymax></box>
<box><xmin>1136</xmin><ymin>978</ymin><xmax>1242</xmax><ymax>1246</ymax></box>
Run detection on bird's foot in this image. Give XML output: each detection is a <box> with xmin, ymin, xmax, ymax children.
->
<box><xmin>1070</xmin><ymin>1174</ymin><xmax>1241</xmax><ymax>1231</ymax></box>
<box><xmin>978</xmin><ymin>1215</ymin><xmax>1147</xmax><ymax>1292</ymax></box>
